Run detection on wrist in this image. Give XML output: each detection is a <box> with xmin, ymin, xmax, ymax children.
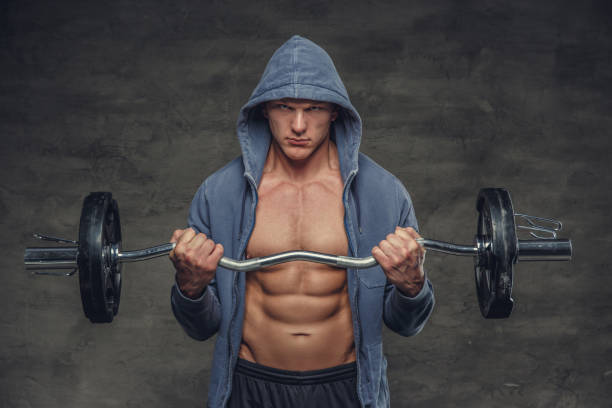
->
<box><xmin>181</xmin><ymin>286</ymin><xmax>205</xmax><ymax>299</ymax></box>
<box><xmin>175</xmin><ymin>276</ymin><xmax>207</xmax><ymax>299</ymax></box>
<box><xmin>396</xmin><ymin>280</ymin><xmax>424</xmax><ymax>298</ymax></box>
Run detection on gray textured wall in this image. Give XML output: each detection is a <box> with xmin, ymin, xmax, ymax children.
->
<box><xmin>2</xmin><ymin>1</ymin><xmax>611</xmax><ymax>407</ymax></box>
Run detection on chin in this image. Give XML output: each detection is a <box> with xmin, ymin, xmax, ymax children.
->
<box><xmin>282</xmin><ymin>147</ymin><xmax>313</xmax><ymax>161</ymax></box>
<box><xmin>286</xmin><ymin>153</ymin><xmax>311</xmax><ymax>162</ymax></box>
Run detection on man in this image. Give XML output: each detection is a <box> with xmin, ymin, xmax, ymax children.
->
<box><xmin>169</xmin><ymin>35</ymin><xmax>434</xmax><ymax>407</ymax></box>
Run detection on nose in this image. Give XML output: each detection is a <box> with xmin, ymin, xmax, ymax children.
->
<box><xmin>291</xmin><ymin>110</ymin><xmax>307</xmax><ymax>136</ymax></box>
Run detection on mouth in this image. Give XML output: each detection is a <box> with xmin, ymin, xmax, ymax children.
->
<box><xmin>287</xmin><ymin>138</ymin><xmax>309</xmax><ymax>146</ymax></box>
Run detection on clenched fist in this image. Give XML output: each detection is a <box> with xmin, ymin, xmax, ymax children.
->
<box><xmin>372</xmin><ymin>226</ymin><xmax>426</xmax><ymax>297</ymax></box>
<box><xmin>169</xmin><ymin>228</ymin><xmax>224</xmax><ymax>299</ymax></box>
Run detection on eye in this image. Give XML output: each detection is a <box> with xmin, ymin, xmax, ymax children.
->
<box><xmin>278</xmin><ymin>104</ymin><xmax>291</xmax><ymax>110</ymax></box>
<box><xmin>307</xmin><ymin>106</ymin><xmax>324</xmax><ymax>112</ymax></box>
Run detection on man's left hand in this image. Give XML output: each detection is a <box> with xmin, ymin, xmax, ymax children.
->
<box><xmin>372</xmin><ymin>226</ymin><xmax>426</xmax><ymax>297</ymax></box>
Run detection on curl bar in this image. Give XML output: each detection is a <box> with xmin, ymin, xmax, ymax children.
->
<box><xmin>23</xmin><ymin>188</ymin><xmax>573</xmax><ymax>322</ymax></box>
<box><xmin>25</xmin><ymin>236</ymin><xmax>570</xmax><ymax>271</ymax></box>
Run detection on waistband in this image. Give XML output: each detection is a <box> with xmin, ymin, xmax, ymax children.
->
<box><xmin>234</xmin><ymin>358</ymin><xmax>357</xmax><ymax>385</ymax></box>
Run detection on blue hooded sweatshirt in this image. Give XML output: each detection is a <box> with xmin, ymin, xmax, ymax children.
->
<box><xmin>171</xmin><ymin>35</ymin><xmax>434</xmax><ymax>408</ymax></box>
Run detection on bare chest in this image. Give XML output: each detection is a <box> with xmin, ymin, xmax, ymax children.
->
<box><xmin>245</xmin><ymin>175</ymin><xmax>349</xmax><ymax>295</ymax></box>
<box><xmin>246</xmin><ymin>178</ymin><xmax>348</xmax><ymax>258</ymax></box>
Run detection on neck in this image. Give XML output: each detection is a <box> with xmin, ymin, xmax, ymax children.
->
<box><xmin>264</xmin><ymin>138</ymin><xmax>339</xmax><ymax>183</ymax></box>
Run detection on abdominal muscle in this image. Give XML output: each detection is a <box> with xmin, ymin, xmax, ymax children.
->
<box><xmin>239</xmin><ymin>262</ymin><xmax>356</xmax><ymax>371</ymax></box>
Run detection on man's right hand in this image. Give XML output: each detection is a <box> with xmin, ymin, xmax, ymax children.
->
<box><xmin>169</xmin><ymin>228</ymin><xmax>224</xmax><ymax>299</ymax></box>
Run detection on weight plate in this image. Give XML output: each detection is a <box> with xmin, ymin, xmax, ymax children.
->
<box><xmin>474</xmin><ymin>188</ymin><xmax>517</xmax><ymax>318</ymax></box>
<box><xmin>78</xmin><ymin>192</ymin><xmax>122</xmax><ymax>323</ymax></box>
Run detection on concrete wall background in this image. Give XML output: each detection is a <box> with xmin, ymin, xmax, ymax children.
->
<box><xmin>1</xmin><ymin>1</ymin><xmax>611</xmax><ymax>407</ymax></box>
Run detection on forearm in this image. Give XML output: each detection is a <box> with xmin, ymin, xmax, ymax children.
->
<box><xmin>383</xmin><ymin>278</ymin><xmax>434</xmax><ymax>337</ymax></box>
<box><xmin>171</xmin><ymin>283</ymin><xmax>221</xmax><ymax>341</ymax></box>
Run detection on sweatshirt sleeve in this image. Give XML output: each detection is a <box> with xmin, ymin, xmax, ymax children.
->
<box><xmin>170</xmin><ymin>181</ymin><xmax>221</xmax><ymax>341</ymax></box>
<box><xmin>382</xmin><ymin>181</ymin><xmax>435</xmax><ymax>337</ymax></box>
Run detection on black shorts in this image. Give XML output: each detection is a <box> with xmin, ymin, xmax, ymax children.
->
<box><xmin>226</xmin><ymin>358</ymin><xmax>360</xmax><ymax>408</ymax></box>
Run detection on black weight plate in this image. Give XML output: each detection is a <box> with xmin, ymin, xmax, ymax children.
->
<box><xmin>78</xmin><ymin>192</ymin><xmax>122</xmax><ymax>323</ymax></box>
<box><xmin>474</xmin><ymin>188</ymin><xmax>518</xmax><ymax>318</ymax></box>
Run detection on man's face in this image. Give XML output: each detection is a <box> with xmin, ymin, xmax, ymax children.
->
<box><xmin>262</xmin><ymin>98</ymin><xmax>338</xmax><ymax>162</ymax></box>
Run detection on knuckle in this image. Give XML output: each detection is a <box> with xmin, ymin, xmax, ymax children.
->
<box><xmin>173</xmin><ymin>244</ymin><xmax>185</xmax><ymax>257</ymax></box>
<box><xmin>184</xmin><ymin>249</ymin><xmax>198</xmax><ymax>264</ymax></box>
<box><xmin>205</xmin><ymin>258</ymin><xmax>218</xmax><ymax>271</ymax></box>
<box><xmin>194</xmin><ymin>257</ymin><xmax>208</xmax><ymax>272</ymax></box>
<box><xmin>389</xmin><ymin>253</ymin><xmax>400</xmax><ymax>265</ymax></box>
<box><xmin>205</xmin><ymin>241</ymin><xmax>216</xmax><ymax>252</ymax></box>
<box><xmin>404</xmin><ymin>242</ymin><xmax>414</xmax><ymax>253</ymax></box>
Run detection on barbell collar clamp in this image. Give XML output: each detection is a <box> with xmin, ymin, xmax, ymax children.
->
<box><xmin>516</xmin><ymin>239</ymin><xmax>572</xmax><ymax>261</ymax></box>
<box><xmin>24</xmin><ymin>246</ymin><xmax>79</xmax><ymax>270</ymax></box>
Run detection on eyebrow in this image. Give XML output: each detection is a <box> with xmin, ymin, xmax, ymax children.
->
<box><xmin>275</xmin><ymin>100</ymin><xmax>329</xmax><ymax>107</ymax></box>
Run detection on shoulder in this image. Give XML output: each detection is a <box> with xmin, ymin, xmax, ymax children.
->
<box><xmin>196</xmin><ymin>156</ymin><xmax>246</xmax><ymax>197</ymax></box>
<box><xmin>354</xmin><ymin>152</ymin><xmax>418</xmax><ymax>229</ymax></box>
<box><xmin>355</xmin><ymin>152</ymin><xmax>409</xmax><ymax>198</ymax></box>
<box><xmin>188</xmin><ymin>156</ymin><xmax>247</xmax><ymax>231</ymax></box>
<box><xmin>357</xmin><ymin>152</ymin><xmax>398</xmax><ymax>179</ymax></box>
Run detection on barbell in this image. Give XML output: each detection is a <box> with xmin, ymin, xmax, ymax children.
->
<box><xmin>24</xmin><ymin>188</ymin><xmax>572</xmax><ymax>323</ymax></box>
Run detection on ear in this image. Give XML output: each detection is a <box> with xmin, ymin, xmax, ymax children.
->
<box><xmin>331</xmin><ymin>106</ymin><xmax>339</xmax><ymax>122</ymax></box>
<box><xmin>261</xmin><ymin>103</ymin><xmax>269</xmax><ymax>119</ymax></box>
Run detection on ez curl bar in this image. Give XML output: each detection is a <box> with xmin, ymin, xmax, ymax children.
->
<box><xmin>24</xmin><ymin>188</ymin><xmax>572</xmax><ymax>323</ymax></box>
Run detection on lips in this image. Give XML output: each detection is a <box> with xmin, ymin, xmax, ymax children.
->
<box><xmin>287</xmin><ymin>138</ymin><xmax>309</xmax><ymax>146</ymax></box>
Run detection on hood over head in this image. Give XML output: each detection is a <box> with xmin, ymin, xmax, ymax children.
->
<box><xmin>236</xmin><ymin>35</ymin><xmax>362</xmax><ymax>187</ymax></box>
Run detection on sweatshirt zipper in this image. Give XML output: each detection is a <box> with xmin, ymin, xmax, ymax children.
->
<box><xmin>343</xmin><ymin>170</ymin><xmax>364</xmax><ymax>407</ymax></box>
<box><xmin>223</xmin><ymin>175</ymin><xmax>258</xmax><ymax>407</ymax></box>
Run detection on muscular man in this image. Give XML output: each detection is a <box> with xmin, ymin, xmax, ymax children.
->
<box><xmin>169</xmin><ymin>35</ymin><xmax>434</xmax><ymax>407</ymax></box>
